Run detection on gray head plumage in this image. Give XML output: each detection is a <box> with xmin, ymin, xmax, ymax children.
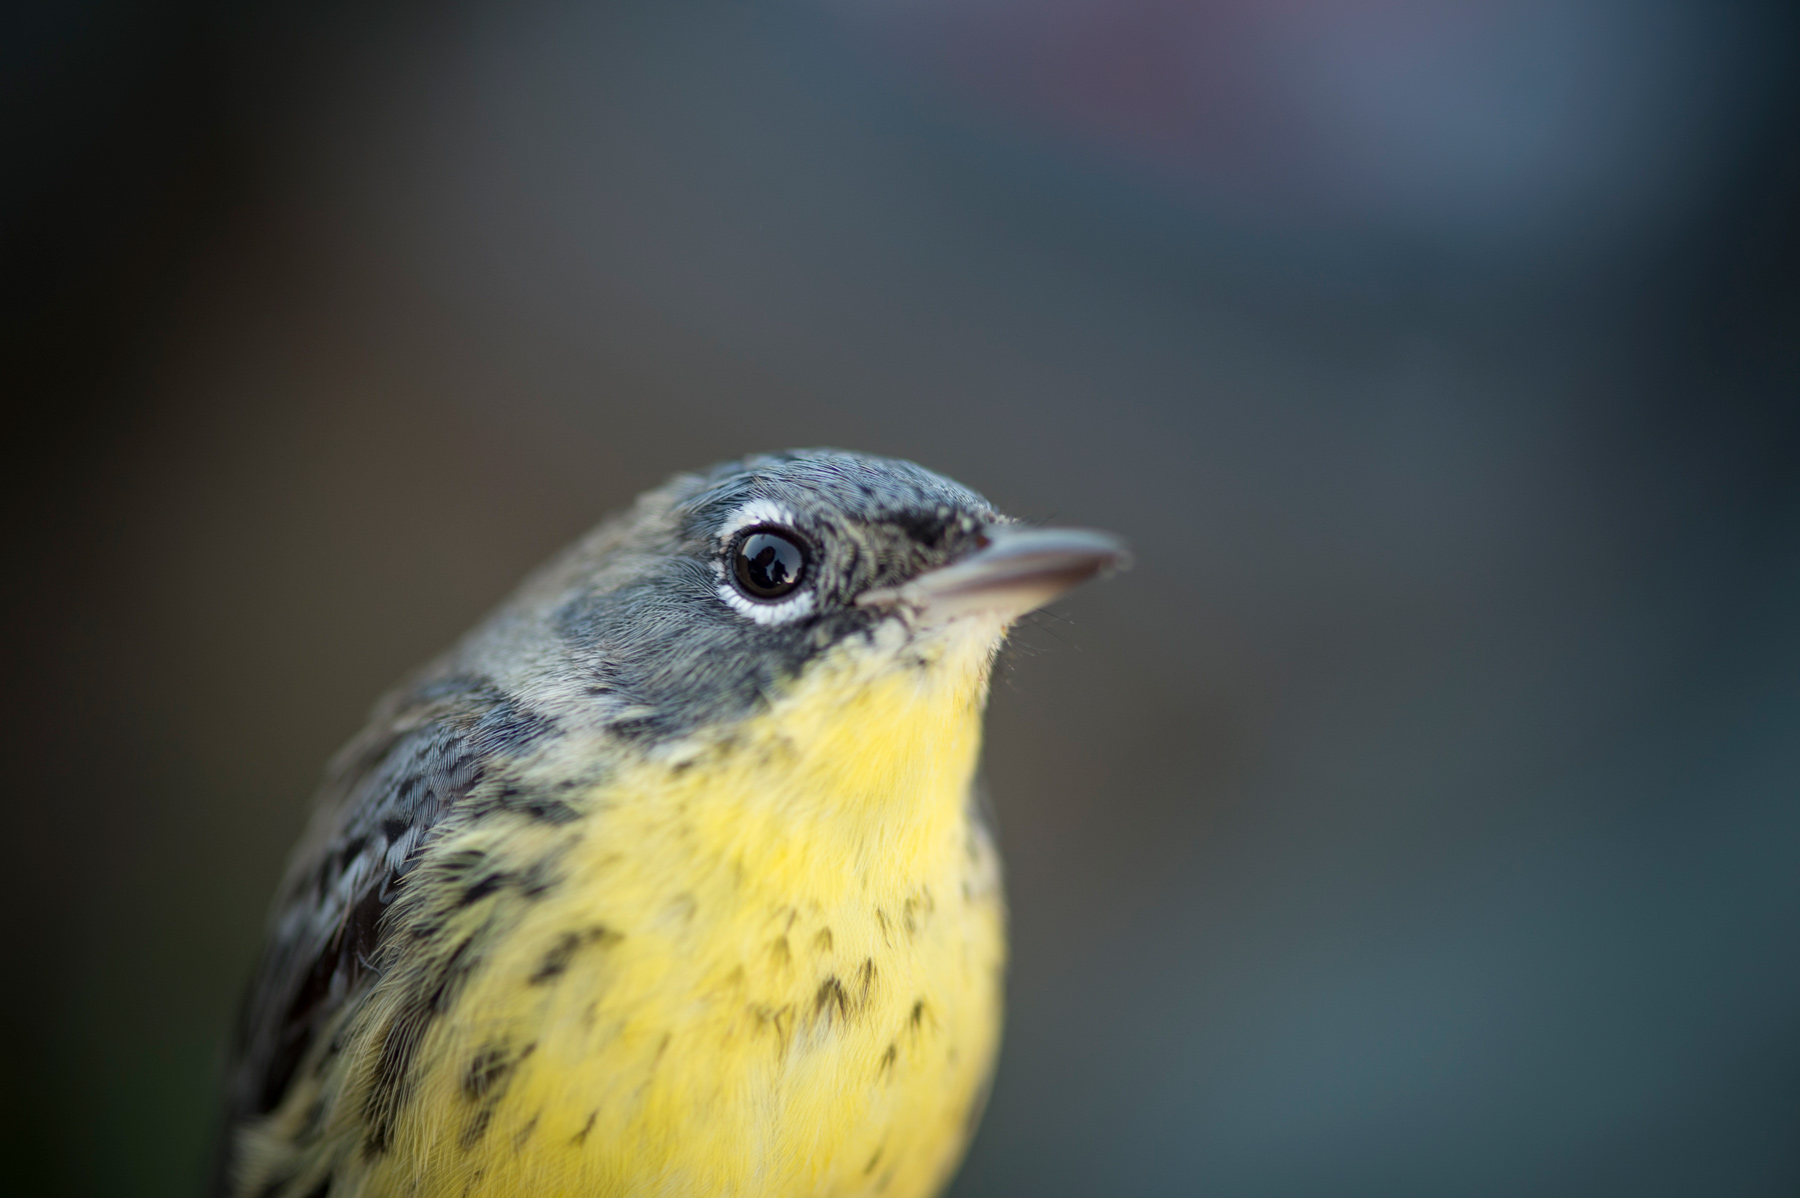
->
<box><xmin>443</xmin><ymin>449</ymin><xmax>1006</xmax><ymax>745</ymax></box>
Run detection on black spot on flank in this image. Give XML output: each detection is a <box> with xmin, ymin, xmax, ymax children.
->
<box><xmin>814</xmin><ymin>976</ymin><xmax>850</xmax><ymax>1024</ymax></box>
<box><xmin>530</xmin><ymin>933</ymin><xmax>579</xmax><ymax>984</ymax></box>
<box><xmin>813</xmin><ymin>928</ymin><xmax>833</xmax><ymax>954</ymax></box>
<box><xmin>856</xmin><ymin>958</ymin><xmax>877</xmax><ymax>1001</ymax></box>
<box><xmin>439</xmin><ymin>849</ymin><xmax>488</xmax><ymax>879</ymax></box>
<box><xmin>459</xmin><ymin>1106</ymin><xmax>493</xmax><ymax>1150</ymax></box>
<box><xmin>879</xmin><ymin>1042</ymin><xmax>898</xmax><ymax>1078</ymax></box>
<box><xmin>493</xmin><ymin>782</ymin><xmax>582</xmax><ymax>824</ymax></box>
<box><xmin>530</xmin><ymin>926</ymin><xmax>620</xmax><ymax>984</ymax></box>
<box><xmin>463</xmin><ymin>1045</ymin><xmax>512</xmax><ymax>1100</ymax></box>
<box><xmin>901</xmin><ymin>888</ymin><xmax>935</xmax><ymax>937</ymax></box>
<box><xmin>455</xmin><ymin>1031</ymin><xmax>530</xmax><ymax>1150</ymax></box>
<box><xmin>748</xmin><ymin>1001</ymin><xmax>797</xmax><ymax>1053</ymax></box>
<box><xmin>513</xmin><ymin>1113</ymin><xmax>540</xmax><ymax>1153</ymax></box>
<box><xmin>516</xmin><ymin>857</ymin><xmax>561</xmax><ymax>900</ymax></box>
<box><xmin>910</xmin><ymin>999</ymin><xmax>928</xmax><ymax>1030</ymax></box>
<box><xmin>458</xmin><ymin>872</ymin><xmax>507</xmax><ymax>908</ymax></box>
<box><xmin>573</xmin><ymin>1111</ymin><xmax>598</xmax><ymax>1146</ymax></box>
<box><xmin>298</xmin><ymin>1179</ymin><xmax>332</xmax><ymax>1198</ymax></box>
<box><xmin>864</xmin><ymin>1148</ymin><xmax>883</xmax><ymax>1175</ymax></box>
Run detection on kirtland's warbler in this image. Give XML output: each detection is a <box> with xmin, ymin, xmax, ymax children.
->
<box><xmin>216</xmin><ymin>449</ymin><xmax>1125</xmax><ymax>1197</ymax></box>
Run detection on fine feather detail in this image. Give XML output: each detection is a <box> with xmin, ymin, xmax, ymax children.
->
<box><xmin>214</xmin><ymin>450</ymin><xmax>1018</xmax><ymax>1198</ymax></box>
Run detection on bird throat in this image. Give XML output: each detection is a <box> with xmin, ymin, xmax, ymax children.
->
<box><xmin>288</xmin><ymin>618</ymin><xmax>1011</xmax><ymax>1198</ymax></box>
<box><xmin>632</xmin><ymin>616</ymin><xmax>1003</xmax><ymax>899</ymax></box>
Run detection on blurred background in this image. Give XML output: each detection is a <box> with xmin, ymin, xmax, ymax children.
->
<box><xmin>5</xmin><ymin>1</ymin><xmax>1799</xmax><ymax>1194</ymax></box>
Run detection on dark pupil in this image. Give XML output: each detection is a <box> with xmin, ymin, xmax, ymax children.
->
<box><xmin>735</xmin><ymin>531</ymin><xmax>805</xmax><ymax>599</ymax></box>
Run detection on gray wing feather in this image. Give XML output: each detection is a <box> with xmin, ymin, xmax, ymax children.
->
<box><xmin>219</xmin><ymin>673</ymin><xmax>551</xmax><ymax>1141</ymax></box>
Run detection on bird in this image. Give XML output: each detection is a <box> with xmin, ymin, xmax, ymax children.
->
<box><xmin>215</xmin><ymin>448</ymin><xmax>1125</xmax><ymax>1198</ymax></box>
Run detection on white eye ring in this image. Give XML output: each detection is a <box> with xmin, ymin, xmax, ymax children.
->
<box><xmin>715</xmin><ymin>580</ymin><xmax>815</xmax><ymax>625</ymax></box>
<box><xmin>716</xmin><ymin>499</ymin><xmax>798</xmax><ymax>544</ymax></box>
<box><xmin>713</xmin><ymin>500</ymin><xmax>814</xmax><ymax>625</ymax></box>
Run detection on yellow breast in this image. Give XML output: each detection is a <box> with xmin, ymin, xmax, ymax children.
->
<box><xmin>268</xmin><ymin>625</ymin><xmax>1007</xmax><ymax>1198</ymax></box>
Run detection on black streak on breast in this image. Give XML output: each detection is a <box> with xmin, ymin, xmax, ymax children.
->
<box><xmin>529</xmin><ymin>926</ymin><xmax>621</xmax><ymax>985</ymax></box>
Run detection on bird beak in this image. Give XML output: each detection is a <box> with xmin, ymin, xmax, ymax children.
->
<box><xmin>856</xmin><ymin>525</ymin><xmax>1129</xmax><ymax>623</ymax></box>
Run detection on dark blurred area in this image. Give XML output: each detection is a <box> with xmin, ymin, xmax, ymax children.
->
<box><xmin>5</xmin><ymin>1</ymin><xmax>1799</xmax><ymax>1194</ymax></box>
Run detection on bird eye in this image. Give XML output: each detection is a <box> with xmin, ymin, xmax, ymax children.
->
<box><xmin>732</xmin><ymin>527</ymin><xmax>807</xmax><ymax>601</ymax></box>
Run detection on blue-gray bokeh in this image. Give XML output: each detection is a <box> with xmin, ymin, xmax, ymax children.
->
<box><xmin>4</xmin><ymin>1</ymin><xmax>1797</xmax><ymax>1195</ymax></box>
